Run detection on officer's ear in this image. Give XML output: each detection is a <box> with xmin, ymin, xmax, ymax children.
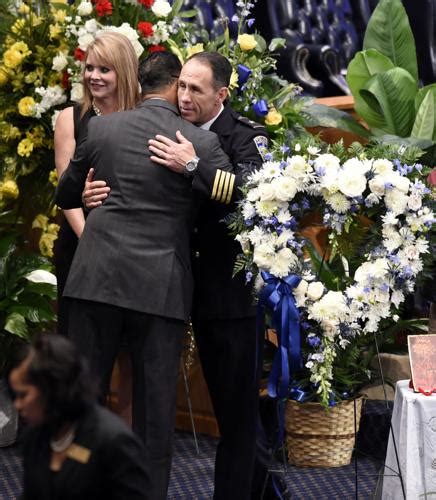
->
<box><xmin>217</xmin><ymin>86</ymin><xmax>228</xmax><ymax>104</ymax></box>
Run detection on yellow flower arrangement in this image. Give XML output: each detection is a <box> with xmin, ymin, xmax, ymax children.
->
<box><xmin>17</xmin><ymin>137</ymin><xmax>34</xmax><ymax>157</ymax></box>
<box><xmin>237</xmin><ymin>34</ymin><xmax>257</xmax><ymax>52</ymax></box>
<box><xmin>186</xmin><ymin>43</ymin><xmax>204</xmax><ymax>58</ymax></box>
<box><xmin>0</xmin><ymin>179</ymin><xmax>19</xmax><ymax>199</ymax></box>
<box><xmin>38</xmin><ymin>231</ymin><xmax>58</xmax><ymax>258</ymax></box>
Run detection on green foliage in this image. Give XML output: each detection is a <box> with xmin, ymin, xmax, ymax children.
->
<box><xmin>346</xmin><ymin>0</ymin><xmax>436</xmax><ymax>146</ymax></box>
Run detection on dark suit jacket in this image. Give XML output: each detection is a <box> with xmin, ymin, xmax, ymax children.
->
<box><xmin>22</xmin><ymin>404</ymin><xmax>148</xmax><ymax>500</ymax></box>
<box><xmin>55</xmin><ymin>99</ymin><xmax>231</xmax><ymax>322</ymax></box>
<box><xmin>192</xmin><ymin>104</ymin><xmax>268</xmax><ymax>320</ymax></box>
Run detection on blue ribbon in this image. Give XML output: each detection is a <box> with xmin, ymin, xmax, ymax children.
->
<box><xmin>252</xmin><ymin>99</ymin><xmax>269</xmax><ymax>117</ymax></box>
<box><xmin>237</xmin><ymin>64</ymin><xmax>252</xmax><ymax>86</ymax></box>
<box><xmin>258</xmin><ymin>271</ymin><xmax>302</xmax><ymax>400</ymax></box>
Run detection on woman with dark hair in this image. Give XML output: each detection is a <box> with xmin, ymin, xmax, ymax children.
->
<box><xmin>8</xmin><ymin>333</ymin><xmax>148</xmax><ymax>500</ymax></box>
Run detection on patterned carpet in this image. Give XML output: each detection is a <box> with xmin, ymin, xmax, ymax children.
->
<box><xmin>0</xmin><ymin>401</ymin><xmax>391</xmax><ymax>499</ymax></box>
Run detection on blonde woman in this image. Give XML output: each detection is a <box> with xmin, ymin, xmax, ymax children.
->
<box><xmin>54</xmin><ymin>31</ymin><xmax>140</xmax><ymax>337</ymax></box>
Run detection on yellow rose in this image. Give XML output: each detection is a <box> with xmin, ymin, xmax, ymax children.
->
<box><xmin>3</xmin><ymin>49</ymin><xmax>23</xmax><ymax>69</ymax></box>
<box><xmin>186</xmin><ymin>43</ymin><xmax>204</xmax><ymax>58</ymax></box>
<box><xmin>49</xmin><ymin>169</ymin><xmax>58</xmax><ymax>187</ymax></box>
<box><xmin>17</xmin><ymin>138</ymin><xmax>34</xmax><ymax>157</ymax></box>
<box><xmin>18</xmin><ymin>96</ymin><xmax>35</xmax><ymax>117</ymax></box>
<box><xmin>18</xmin><ymin>3</ymin><xmax>30</xmax><ymax>14</ymax></box>
<box><xmin>0</xmin><ymin>67</ymin><xmax>8</xmax><ymax>86</ymax></box>
<box><xmin>32</xmin><ymin>214</ymin><xmax>49</xmax><ymax>231</ymax></box>
<box><xmin>11</xmin><ymin>41</ymin><xmax>31</xmax><ymax>56</ymax></box>
<box><xmin>47</xmin><ymin>223</ymin><xmax>60</xmax><ymax>236</ymax></box>
<box><xmin>265</xmin><ymin>108</ymin><xmax>283</xmax><ymax>126</ymax></box>
<box><xmin>0</xmin><ymin>179</ymin><xmax>19</xmax><ymax>199</ymax></box>
<box><xmin>49</xmin><ymin>24</ymin><xmax>62</xmax><ymax>40</ymax></box>
<box><xmin>39</xmin><ymin>232</ymin><xmax>57</xmax><ymax>258</ymax></box>
<box><xmin>237</xmin><ymin>34</ymin><xmax>257</xmax><ymax>52</ymax></box>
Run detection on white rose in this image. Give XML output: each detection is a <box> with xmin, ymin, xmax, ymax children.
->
<box><xmin>343</xmin><ymin>158</ymin><xmax>367</xmax><ymax>175</ymax></box>
<box><xmin>314</xmin><ymin>154</ymin><xmax>341</xmax><ymax>172</ymax></box>
<box><xmin>246</xmin><ymin>188</ymin><xmax>259</xmax><ymax>202</ymax></box>
<box><xmin>368</xmin><ymin>175</ymin><xmax>385</xmax><ymax>196</ymax></box>
<box><xmin>372</xmin><ymin>158</ymin><xmax>393</xmax><ymax>176</ymax></box>
<box><xmin>307</xmin><ymin>281</ymin><xmax>324</xmax><ymax>301</ymax></box>
<box><xmin>257</xmin><ymin>183</ymin><xmax>276</xmax><ymax>201</ymax></box>
<box><xmin>52</xmin><ymin>53</ymin><xmax>68</xmax><ymax>72</ymax></box>
<box><xmin>25</xmin><ymin>270</ymin><xmax>57</xmax><ymax>286</ymax></box>
<box><xmin>407</xmin><ymin>194</ymin><xmax>422</xmax><ymax>211</ymax></box>
<box><xmin>337</xmin><ymin>168</ymin><xmax>367</xmax><ymax>198</ymax></box>
<box><xmin>84</xmin><ymin>19</ymin><xmax>99</xmax><ymax>34</ymax></box>
<box><xmin>271</xmin><ymin>176</ymin><xmax>297</xmax><ymax>202</ymax></box>
<box><xmin>151</xmin><ymin>0</ymin><xmax>172</xmax><ymax>17</ymax></box>
<box><xmin>70</xmin><ymin>82</ymin><xmax>84</xmax><ymax>103</ymax></box>
<box><xmin>391</xmin><ymin>174</ymin><xmax>410</xmax><ymax>194</ymax></box>
<box><xmin>77</xmin><ymin>0</ymin><xmax>93</xmax><ymax>15</ymax></box>
<box><xmin>320</xmin><ymin>171</ymin><xmax>339</xmax><ymax>193</ymax></box>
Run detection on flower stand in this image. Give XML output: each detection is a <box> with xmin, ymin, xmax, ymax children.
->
<box><xmin>285</xmin><ymin>396</ymin><xmax>364</xmax><ymax>467</ymax></box>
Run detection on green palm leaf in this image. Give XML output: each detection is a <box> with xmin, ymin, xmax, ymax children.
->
<box><xmin>363</xmin><ymin>0</ymin><xmax>418</xmax><ymax>82</ymax></box>
<box><xmin>411</xmin><ymin>90</ymin><xmax>436</xmax><ymax>141</ymax></box>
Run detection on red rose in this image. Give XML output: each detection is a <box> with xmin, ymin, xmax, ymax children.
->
<box><xmin>61</xmin><ymin>71</ymin><xmax>70</xmax><ymax>90</ymax></box>
<box><xmin>149</xmin><ymin>45</ymin><xmax>166</xmax><ymax>53</ymax></box>
<box><xmin>95</xmin><ymin>0</ymin><xmax>113</xmax><ymax>17</ymax></box>
<box><xmin>138</xmin><ymin>0</ymin><xmax>154</xmax><ymax>8</ymax></box>
<box><xmin>74</xmin><ymin>47</ymin><xmax>85</xmax><ymax>61</ymax></box>
<box><xmin>138</xmin><ymin>21</ymin><xmax>154</xmax><ymax>38</ymax></box>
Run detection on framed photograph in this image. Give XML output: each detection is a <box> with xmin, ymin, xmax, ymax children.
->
<box><xmin>408</xmin><ymin>334</ymin><xmax>436</xmax><ymax>394</ymax></box>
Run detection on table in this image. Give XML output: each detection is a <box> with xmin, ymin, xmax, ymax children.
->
<box><xmin>382</xmin><ymin>380</ymin><xmax>436</xmax><ymax>499</ymax></box>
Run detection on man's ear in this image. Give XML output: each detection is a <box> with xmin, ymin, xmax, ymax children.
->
<box><xmin>217</xmin><ymin>86</ymin><xmax>228</xmax><ymax>104</ymax></box>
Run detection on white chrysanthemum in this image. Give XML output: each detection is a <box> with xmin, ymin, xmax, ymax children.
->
<box><xmin>314</xmin><ymin>153</ymin><xmax>341</xmax><ymax>172</ymax></box>
<box><xmin>262</xmin><ymin>161</ymin><xmax>281</xmax><ymax>179</ymax></box>
<box><xmin>242</xmin><ymin>202</ymin><xmax>256</xmax><ymax>220</ymax></box>
<box><xmin>52</xmin><ymin>53</ymin><xmax>68</xmax><ymax>72</ymax></box>
<box><xmin>246</xmin><ymin>187</ymin><xmax>259</xmax><ymax>202</ymax></box>
<box><xmin>285</xmin><ymin>155</ymin><xmax>309</xmax><ymax>178</ymax></box>
<box><xmin>307</xmin><ymin>146</ymin><xmax>320</xmax><ymax>155</ymax></box>
<box><xmin>337</xmin><ymin>167</ymin><xmax>367</xmax><ymax>198</ymax></box>
<box><xmin>253</xmin><ymin>242</ymin><xmax>275</xmax><ymax>270</ymax></box>
<box><xmin>270</xmin><ymin>247</ymin><xmax>297</xmax><ymax>277</ymax></box>
<box><xmin>271</xmin><ymin>176</ymin><xmax>297</xmax><ymax>202</ymax></box>
<box><xmin>276</xmin><ymin>229</ymin><xmax>294</xmax><ymax>247</ymax></box>
<box><xmin>309</xmin><ymin>291</ymin><xmax>348</xmax><ymax>323</ymax></box>
<box><xmin>382</xmin><ymin>211</ymin><xmax>399</xmax><ymax>225</ymax></box>
<box><xmin>325</xmin><ymin>192</ymin><xmax>351</xmax><ymax>213</ymax></box>
<box><xmin>382</xmin><ymin>226</ymin><xmax>402</xmax><ymax>252</ymax></box>
<box><xmin>152</xmin><ymin>0</ymin><xmax>172</xmax><ymax>17</ymax></box>
<box><xmin>384</xmin><ymin>189</ymin><xmax>409</xmax><ymax>215</ymax></box>
<box><xmin>372</xmin><ymin>158</ymin><xmax>394</xmax><ymax>176</ymax></box>
<box><xmin>391</xmin><ymin>289</ymin><xmax>405</xmax><ymax>307</ymax></box>
<box><xmin>276</xmin><ymin>208</ymin><xmax>291</xmax><ymax>224</ymax></box>
<box><xmin>255</xmin><ymin>200</ymin><xmax>277</xmax><ymax>217</ymax></box>
<box><xmin>247</xmin><ymin>226</ymin><xmax>268</xmax><ymax>246</ymax></box>
<box><xmin>391</xmin><ymin>173</ymin><xmax>410</xmax><ymax>194</ymax></box>
<box><xmin>77</xmin><ymin>1</ymin><xmax>93</xmax><ymax>15</ymax></box>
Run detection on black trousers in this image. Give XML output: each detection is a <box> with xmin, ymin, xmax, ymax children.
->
<box><xmin>68</xmin><ymin>298</ymin><xmax>185</xmax><ymax>500</ymax></box>
<box><xmin>194</xmin><ymin>316</ymin><xmax>261</xmax><ymax>500</ymax></box>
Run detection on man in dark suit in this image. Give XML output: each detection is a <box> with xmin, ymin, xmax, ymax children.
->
<box><xmin>55</xmin><ymin>52</ymin><xmax>232</xmax><ymax>500</ymax></box>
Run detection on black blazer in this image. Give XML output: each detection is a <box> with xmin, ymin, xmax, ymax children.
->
<box><xmin>22</xmin><ymin>404</ymin><xmax>148</xmax><ymax>500</ymax></box>
<box><xmin>55</xmin><ymin>99</ymin><xmax>231</xmax><ymax>322</ymax></box>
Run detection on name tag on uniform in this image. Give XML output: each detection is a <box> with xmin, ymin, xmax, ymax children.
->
<box><xmin>66</xmin><ymin>443</ymin><xmax>91</xmax><ymax>464</ymax></box>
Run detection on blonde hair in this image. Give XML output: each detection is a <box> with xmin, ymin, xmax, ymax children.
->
<box><xmin>81</xmin><ymin>31</ymin><xmax>140</xmax><ymax>117</ymax></box>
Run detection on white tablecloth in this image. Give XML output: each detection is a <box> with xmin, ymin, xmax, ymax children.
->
<box><xmin>382</xmin><ymin>380</ymin><xmax>436</xmax><ymax>499</ymax></box>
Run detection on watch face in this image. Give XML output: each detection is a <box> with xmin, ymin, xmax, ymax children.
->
<box><xmin>186</xmin><ymin>158</ymin><xmax>199</xmax><ymax>172</ymax></box>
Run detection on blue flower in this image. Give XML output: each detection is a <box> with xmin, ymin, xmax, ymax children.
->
<box><xmin>307</xmin><ymin>335</ymin><xmax>321</xmax><ymax>347</ymax></box>
<box><xmin>237</xmin><ymin>64</ymin><xmax>252</xmax><ymax>86</ymax></box>
<box><xmin>231</xmin><ymin>14</ymin><xmax>239</xmax><ymax>23</ymax></box>
<box><xmin>252</xmin><ymin>99</ymin><xmax>268</xmax><ymax>116</ymax></box>
<box><xmin>247</xmin><ymin>18</ymin><xmax>255</xmax><ymax>28</ymax></box>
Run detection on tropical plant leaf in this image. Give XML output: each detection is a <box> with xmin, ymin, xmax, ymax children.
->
<box><xmin>360</xmin><ymin>68</ymin><xmax>417</xmax><ymax>137</ymax></box>
<box><xmin>411</xmin><ymin>90</ymin><xmax>436</xmax><ymax>141</ymax></box>
<box><xmin>4</xmin><ymin>312</ymin><xmax>28</xmax><ymax>338</ymax></box>
<box><xmin>303</xmin><ymin>103</ymin><xmax>372</xmax><ymax>139</ymax></box>
<box><xmin>414</xmin><ymin>85</ymin><xmax>436</xmax><ymax>141</ymax></box>
<box><xmin>346</xmin><ymin>49</ymin><xmax>395</xmax><ymax>130</ymax></box>
<box><xmin>363</xmin><ymin>0</ymin><xmax>418</xmax><ymax>82</ymax></box>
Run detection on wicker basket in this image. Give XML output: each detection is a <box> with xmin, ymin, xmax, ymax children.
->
<box><xmin>285</xmin><ymin>396</ymin><xmax>364</xmax><ymax>467</ymax></box>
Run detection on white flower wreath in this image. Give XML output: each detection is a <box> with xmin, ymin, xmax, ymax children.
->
<box><xmin>233</xmin><ymin>142</ymin><xmax>434</xmax><ymax>406</ymax></box>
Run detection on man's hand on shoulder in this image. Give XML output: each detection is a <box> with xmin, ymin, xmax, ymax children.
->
<box><xmin>82</xmin><ymin>168</ymin><xmax>110</xmax><ymax>209</ymax></box>
<box><xmin>149</xmin><ymin>131</ymin><xmax>196</xmax><ymax>174</ymax></box>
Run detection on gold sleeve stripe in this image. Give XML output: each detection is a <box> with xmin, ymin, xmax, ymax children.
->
<box><xmin>215</xmin><ymin>171</ymin><xmax>226</xmax><ymax>201</ymax></box>
<box><xmin>225</xmin><ymin>173</ymin><xmax>236</xmax><ymax>204</ymax></box>
<box><xmin>211</xmin><ymin>170</ymin><xmax>223</xmax><ymax>200</ymax></box>
<box><xmin>220</xmin><ymin>171</ymin><xmax>231</xmax><ymax>203</ymax></box>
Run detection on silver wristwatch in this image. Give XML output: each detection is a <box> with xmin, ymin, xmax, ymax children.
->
<box><xmin>184</xmin><ymin>156</ymin><xmax>200</xmax><ymax>176</ymax></box>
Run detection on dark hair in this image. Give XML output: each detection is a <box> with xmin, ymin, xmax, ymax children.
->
<box><xmin>186</xmin><ymin>51</ymin><xmax>232</xmax><ymax>89</ymax></box>
<box><xmin>12</xmin><ymin>333</ymin><xmax>96</xmax><ymax>429</ymax></box>
<box><xmin>139</xmin><ymin>52</ymin><xmax>182</xmax><ymax>95</ymax></box>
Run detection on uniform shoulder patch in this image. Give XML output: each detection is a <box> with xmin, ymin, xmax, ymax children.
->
<box><xmin>253</xmin><ymin>135</ymin><xmax>269</xmax><ymax>161</ymax></box>
<box><xmin>237</xmin><ymin>115</ymin><xmax>265</xmax><ymax>130</ymax></box>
